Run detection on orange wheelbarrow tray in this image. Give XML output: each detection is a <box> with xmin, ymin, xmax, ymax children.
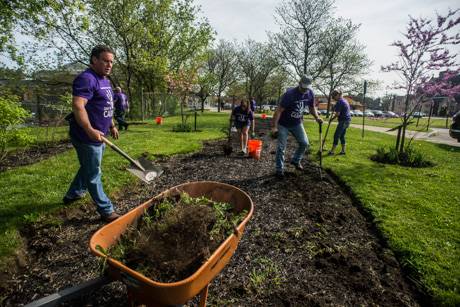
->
<box><xmin>89</xmin><ymin>181</ymin><xmax>254</xmax><ymax>306</ymax></box>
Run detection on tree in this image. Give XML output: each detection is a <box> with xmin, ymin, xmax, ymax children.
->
<box><xmin>212</xmin><ymin>40</ymin><xmax>239</xmax><ymax>112</ymax></box>
<box><xmin>268</xmin><ymin>0</ymin><xmax>335</xmax><ymax>80</ymax></box>
<box><xmin>315</xmin><ymin>18</ymin><xmax>370</xmax><ymax>116</ymax></box>
<box><xmin>263</xmin><ymin>67</ymin><xmax>292</xmax><ymax>105</ymax></box>
<box><xmin>237</xmin><ymin>39</ymin><xmax>280</xmax><ymax>106</ymax></box>
<box><xmin>382</xmin><ymin>9</ymin><xmax>460</xmax><ymax>154</ymax></box>
<box><xmin>11</xmin><ymin>0</ymin><xmax>213</xmax><ymax>119</ymax></box>
<box><xmin>195</xmin><ymin>50</ymin><xmax>219</xmax><ymax>112</ymax></box>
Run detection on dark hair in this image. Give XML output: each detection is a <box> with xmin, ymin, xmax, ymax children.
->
<box><xmin>90</xmin><ymin>45</ymin><xmax>115</xmax><ymax>64</ymax></box>
<box><xmin>331</xmin><ymin>89</ymin><xmax>342</xmax><ymax>97</ymax></box>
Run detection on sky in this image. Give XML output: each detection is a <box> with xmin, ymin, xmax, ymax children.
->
<box><xmin>194</xmin><ymin>0</ymin><xmax>460</xmax><ymax>96</ymax></box>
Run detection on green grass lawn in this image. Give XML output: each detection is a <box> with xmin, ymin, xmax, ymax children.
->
<box><xmin>350</xmin><ymin>116</ymin><xmax>451</xmax><ymax>131</ymax></box>
<box><xmin>0</xmin><ymin>112</ymin><xmax>227</xmax><ymax>267</ymax></box>
<box><xmin>304</xmin><ymin>121</ymin><xmax>459</xmax><ymax>305</ymax></box>
<box><xmin>1</xmin><ymin>112</ymin><xmax>458</xmax><ymax>305</ymax></box>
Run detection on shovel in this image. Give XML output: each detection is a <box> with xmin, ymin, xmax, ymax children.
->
<box><xmin>318</xmin><ymin>122</ymin><xmax>323</xmax><ymax>179</ymax></box>
<box><xmin>101</xmin><ymin>136</ymin><xmax>163</xmax><ymax>183</ymax></box>
<box><xmin>318</xmin><ymin>116</ymin><xmax>334</xmax><ymax>153</ymax></box>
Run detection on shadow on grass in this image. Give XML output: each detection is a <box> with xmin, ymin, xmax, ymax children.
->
<box><xmin>433</xmin><ymin>143</ymin><xmax>460</xmax><ymax>152</ymax></box>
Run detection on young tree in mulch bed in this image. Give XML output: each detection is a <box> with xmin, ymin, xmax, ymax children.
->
<box><xmin>102</xmin><ymin>193</ymin><xmax>247</xmax><ymax>283</ymax></box>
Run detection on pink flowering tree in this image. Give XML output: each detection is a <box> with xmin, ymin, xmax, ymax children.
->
<box><xmin>382</xmin><ymin>9</ymin><xmax>460</xmax><ymax>154</ymax></box>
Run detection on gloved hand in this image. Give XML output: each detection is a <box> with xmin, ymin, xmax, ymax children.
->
<box><xmin>270</xmin><ymin>130</ymin><xmax>278</xmax><ymax>139</ymax></box>
<box><xmin>251</xmin><ymin>132</ymin><xmax>256</xmax><ymax>138</ymax></box>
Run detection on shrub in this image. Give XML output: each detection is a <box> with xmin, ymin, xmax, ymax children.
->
<box><xmin>172</xmin><ymin>123</ymin><xmax>192</xmax><ymax>132</ymax></box>
<box><xmin>0</xmin><ymin>95</ymin><xmax>33</xmax><ymax>161</ymax></box>
<box><xmin>371</xmin><ymin>145</ymin><xmax>434</xmax><ymax>167</ymax></box>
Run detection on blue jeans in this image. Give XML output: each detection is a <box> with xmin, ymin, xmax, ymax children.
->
<box><xmin>65</xmin><ymin>136</ymin><xmax>114</xmax><ymax>217</ymax></box>
<box><xmin>333</xmin><ymin>120</ymin><xmax>350</xmax><ymax>146</ymax></box>
<box><xmin>276</xmin><ymin>124</ymin><xmax>309</xmax><ymax>172</ymax></box>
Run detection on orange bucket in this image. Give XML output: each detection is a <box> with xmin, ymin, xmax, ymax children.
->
<box><xmin>155</xmin><ymin>116</ymin><xmax>163</xmax><ymax>125</ymax></box>
<box><xmin>261</xmin><ymin>114</ymin><xmax>267</xmax><ymax>119</ymax></box>
<box><xmin>247</xmin><ymin>139</ymin><xmax>262</xmax><ymax>159</ymax></box>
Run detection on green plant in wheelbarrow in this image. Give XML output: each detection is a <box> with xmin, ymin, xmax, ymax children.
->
<box><xmin>107</xmin><ymin>192</ymin><xmax>248</xmax><ymax>283</ymax></box>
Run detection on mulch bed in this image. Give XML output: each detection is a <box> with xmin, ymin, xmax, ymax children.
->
<box><xmin>0</xmin><ymin>119</ymin><xmax>422</xmax><ymax>306</ymax></box>
<box><xmin>0</xmin><ymin>140</ymin><xmax>72</xmax><ymax>172</ymax></box>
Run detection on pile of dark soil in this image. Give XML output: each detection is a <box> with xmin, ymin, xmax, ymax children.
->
<box><xmin>0</xmin><ymin>118</ymin><xmax>422</xmax><ymax>306</ymax></box>
<box><xmin>109</xmin><ymin>194</ymin><xmax>246</xmax><ymax>282</ymax></box>
<box><xmin>0</xmin><ymin>140</ymin><xmax>72</xmax><ymax>172</ymax></box>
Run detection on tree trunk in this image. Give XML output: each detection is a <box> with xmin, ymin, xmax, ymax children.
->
<box><xmin>399</xmin><ymin>93</ymin><xmax>411</xmax><ymax>154</ymax></box>
<box><xmin>217</xmin><ymin>93</ymin><xmax>222</xmax><ymax>112</ymax></box>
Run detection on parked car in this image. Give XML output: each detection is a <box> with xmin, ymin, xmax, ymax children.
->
<box><xmin>383</xmin><ymin>111</ymin><xmax>398</xmax><ymax>118</ymax></box>
<box><xmin>319</xmin><ymin>109</ymin><xmax>328</xmax><ymax>115</ymax></box>
<box><xmin>413</xmin><ymin>112</ymin><xmax>426</xmax><ymax>118</ymax></box>
<box><xmin>449</xmin><ymin>111</ymin><xmax>460</xmax><ymax>142</ymax></box>
<box><xmin>353</xmin><ymin>110</ymin><xmax>363</xmax><ymax>117</ymax></box>
<box><xmin>372</xmin><ymin>110</ymin><xmax>384</xmax><ymax>117</ymax></box>
<box><xmin>349</xmin><ymin>110</ymin><xmax>356</xmax><ymax>116</ymax></box>
<box><xmin>364</xmin><ymin>110</ymin><xmax>374</xmax><ymax>117</ymax></box>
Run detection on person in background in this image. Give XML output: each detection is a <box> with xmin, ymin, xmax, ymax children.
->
<box><xmin>250</xmin><ymin>96</ymin><xmax>257</xmax><ymax>138</ymax></box>
<box><xmin>63</xmin><ymin>45</ymin><xmax>120</xmax><ymax>222</ymax></box>
<box><xmin>271</xmin><ymin>75</ymin><xmax>323</xmax><ymax>178</ymax></box>
<box><xmin>113</xmin><ymin>86</ymin><xmax>129</xmax><ymax>130</ymax></box>
<box><xmin>232</xmin><ymin>98</ymin><xmax>255</xmax><ymax>155</ymax></box>
<box><xmin>328</xmin><ymin>89</ymin><xmax>351</xmax><ymax>155</ymax></box>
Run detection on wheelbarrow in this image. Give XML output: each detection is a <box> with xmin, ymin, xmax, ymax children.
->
<box><xmin>27</xmin><ymin>181</ymin><xmax>253</xmax><ymax>307</ymax></box>
<box><xmin>90</xmin><ymin>181</ymin><xmax>253</xmax><ymax>306</ymax></box>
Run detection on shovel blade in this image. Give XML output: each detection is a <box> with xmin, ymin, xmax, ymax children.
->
<box><xmin>126</xmin><ymin>157</ymin><xmax>163</xmax><ymax>183</ymax></box>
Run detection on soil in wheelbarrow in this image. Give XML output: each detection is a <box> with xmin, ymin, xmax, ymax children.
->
<box><xmin>1</xmin><ymin>117</ymin><xmax>423</xmax><ymax>306</ymax></box>
<box><xmin>105</xmin><ymin>193</ymin><xmax>247</xmax><ymax>283</ymax></box>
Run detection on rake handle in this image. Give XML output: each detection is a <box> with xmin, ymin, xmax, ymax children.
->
<box><xmin>101</xmin><ymin>136</ymin><xmax>146</xmax><ymax>172</ymax></box>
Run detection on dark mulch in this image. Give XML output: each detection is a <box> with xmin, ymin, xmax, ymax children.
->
<box><xmin>0</xmin><ymin>140</ymin><xmax>72</xmax><ymax>172</ymax></box>
<box><xmin>0</xmin><ymin>119</ymin><xmax>422</xmax><ymax>306</ymax></box>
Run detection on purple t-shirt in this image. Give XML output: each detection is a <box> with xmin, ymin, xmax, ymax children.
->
<box><xmin>279</xmin><ymin>87</ymin><xmax>314</xmax><ymax>127</ymax></box>
<box><xmin>232</xmin><ymin>106</ymin><xmax>254</xmax><ymax>127</ymax></box>
<box><xmin>114</xmin><ymin>92</ymin><xmax>129</xmax><ymax>111</ymax></box>
<box><xmin>70</xmin><ymin>68</ymin><xmax>114</xmax><ymax>145</ymax></box>
<box><xmin>250</xmin><ymin>100</ymin><xmax>256</xmax><ymax>112</ymax></box>
<box><xmin>334</xmin><ymin>98</ymin><xmax>351</xmax><ymax>121</ymax></box>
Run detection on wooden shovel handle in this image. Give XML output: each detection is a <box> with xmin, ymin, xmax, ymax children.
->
<box><xmin>100</xmin><ymin>136</ymin><xmax>146</xmax><ymax>172</ymax></box>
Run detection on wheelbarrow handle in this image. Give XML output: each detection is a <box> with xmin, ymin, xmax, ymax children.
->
<box><xmin>101</xmin><ymin>136</ymin><xmax>146</xmax><ymax>172</ymax></box>
<box><xmin>25</xmin><ymin>276</ymin><xmax>112</xmax><ymax>307</ymax></box>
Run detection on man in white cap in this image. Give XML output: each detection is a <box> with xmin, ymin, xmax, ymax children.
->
<box><xmin>271</xmin><ymin>75</ymin><xmax>323</xmax><ymax>178</ymax></box>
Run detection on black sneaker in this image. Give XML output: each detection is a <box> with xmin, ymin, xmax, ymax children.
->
<box><xmin>275</xmin><ymin>170</ymin><xmax>285</xmax><ymax>179</ymax></box>
<box><xmin>62</xmin><ymin>195</ymin><xmax>83</xmax><ymax>205</ymax></box>
<box><xmin>290</xmin><ymin>161</ymin><xmax>303</xmax><ymax>170</ymax></box>
<box><xmin>339</xmin><ymin>151</ymin><xmax>346</xmax><ymax>155</ymax></box>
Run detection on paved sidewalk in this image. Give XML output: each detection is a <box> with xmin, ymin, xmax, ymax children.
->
<box><xmin>349</xmin><ymin>124</ymin><xmax>460</xmax><ymax>148</ymax></box>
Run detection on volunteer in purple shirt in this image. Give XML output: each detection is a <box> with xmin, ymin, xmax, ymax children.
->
<box><xmin>113</xmin><ymin>86</ymin><xmax>129</xmax><ymax>130</ymax></box>
<box><xmin>63</xmin><ymin>45</ymin><xmax>120</xmax><ymax>222</ymax></box>
<box><xmin>272</xmin><ymin>75</ymin><xmax>323</xmax><ymax>178</ymax></box>
<box><xmin>231</xmin><ymin>99</ymin><xmax>254</xmax><ymax>155</ymax></box>
<box><xmin>328</xmin><ymin>89</ymin><xmax>351</xmax><ymax>155</ymax></box>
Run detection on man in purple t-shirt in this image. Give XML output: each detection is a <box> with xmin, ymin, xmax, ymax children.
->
<box><xmin>113</xmin><ymin>86</ymin><xmax>129</xmax><ymax>130</ymax></box>
<box><xmin>328</xmin><ymin>89</ymin><xmax>351</xmax><ymax>156</ymax></box>
<box><xmin>272</xmin><ymin>75</ymin><xmax>323</xmax><ymax>178</ymax></box>
<box><xmin>63</xmin><ymin>45</ymin><xmax>120</xmax><ymax>222</ymax></box>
